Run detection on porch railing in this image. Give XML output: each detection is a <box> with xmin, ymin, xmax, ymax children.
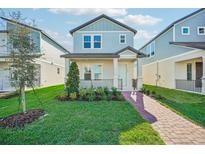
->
<box><xmin>175</xmin><ymin>79</ymin><xmax>202</xmax><ymax>93</ymax></box>
<box><xmin>80</xmin><ymin>79</ymin><xmax>123</xmax><ymax>90</ymax></box>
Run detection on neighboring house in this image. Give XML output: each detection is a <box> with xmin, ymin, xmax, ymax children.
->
<box><xmin>0</xmin><ymin>17</ymin><xmax>70</xmax><ymax>92</ymax></box>
<box><xmin>139</xmin><ymin>8</ymin><xmax>205</xmax><ymax>94</ymax></box>
<box><xmin>61</xmin><ymin>14</ymin><xmax>145</xmax><ymax>91</ymax></box>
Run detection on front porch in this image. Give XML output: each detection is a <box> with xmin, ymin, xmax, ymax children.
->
<box><xmin>62</xmin><ymin>47</ymin><xmax>144</xmax><ymax>91</ymax></box>
<box><xmin>175</xmin><ymin>55</ymin><xmax>205</xmax><ymax>94</ymax></box>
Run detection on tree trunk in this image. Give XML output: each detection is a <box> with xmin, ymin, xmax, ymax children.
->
<box><xmin>21</xmin><ymin>86</ymin><xmax>26</xmax><ymax>113</ymax></box>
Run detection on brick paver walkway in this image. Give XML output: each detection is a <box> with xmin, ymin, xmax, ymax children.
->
<box><xmin>123</xmin><ymin>91</ymin><xmax>205</xmax><ymax>145</ymax></box>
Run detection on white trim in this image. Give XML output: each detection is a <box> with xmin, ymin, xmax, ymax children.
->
<box><xmin>119</xmin><ymin>34</ymin><xmax>126</xmax><ymax>44</ymax></box>
<box><xmin>197</xmin><ymin>26</ymin><xmax>205</xmax><ymax>35</ymax></box>
<box><xmin>181</xmin><ymin>26</ymin><xmax>190</xmax><ymax>35</ymax></box>
<box><xmin>77</xmin><ymin>31</ymin><xmax>132</xmax><ymax>33</ymax></box>
<box><xmin>143</xmin><ymin>49</ymin><xmax>201</xmax><ymax>66</ymax></box>
<box><xmin>173</xmin><ymin>24</ymin><xmax>176</xmax><ymax>41</ymax></box>
<box><xmin>93</xmin><ymin>63</ymin><xmax>103</xmax><ymax>80</ymax></box>
<box><xmin>82</xmin><ymin>34</ymin><xmax>102</xmax><ymax>49</ymax></box>
<box><xmin>36</xmin><ymin>59</ymin><xmax>64</xmax><ymax>68</ymax></box>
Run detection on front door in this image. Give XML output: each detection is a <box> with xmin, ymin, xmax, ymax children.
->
<box><xmin>195</xmin><ymin>62</ymin><xmax>203</xmax><ymax>88</ymax></box>
<box><xmin>118</xmin><ymin>64</ymin><xmax>127</xmax><ymax>90</ymax></box>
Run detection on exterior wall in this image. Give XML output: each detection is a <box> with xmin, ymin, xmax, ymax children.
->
<box><xmin>39</xmin><ymin>35</ymin><xmax>65</xmax><ymax>87</ymax></box>
<box><xmin>7</xmin><ymin>22</ymin><xmax>41</xmax><ymax>53</ymax></box>
<box><xmin>175</xmin><ymin>58</ymin><xmax>202</xmax><ymax>80</ymax></box>
<box><xmin>70</xmin><ymin>59</ymin><xmax>135</xmax><ymax>90</ymax></box>
<box><xmin>73</xmin><ymin>18</ymin><xmax>134</xmax><ymax>53</ymax></box>
<box><xmin>141</xmin><ymin>28</ymin><xmax>192</xmax><ymax>65</ymax></box>
<box><xmin>0</xmin><ymin>33</ymin><xmax>7</xmax><ymax>55</ymax></box>
<box><xmin>175</xmin><ymin>10</ymin><xmax>205</xmax><ymax>42</ymax></box>
<box><xmin>142</xmin><ymin>49</ymin><xmax>205</xmax><ymax>89</ymax></box>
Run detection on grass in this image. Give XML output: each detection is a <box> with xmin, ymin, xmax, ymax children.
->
<box><xmin>0</xmin><ymin>85</ymin><xmax>164</xmax><ymax>145</ymax></box>
<box><xmin>144</xmin><ymin>84</ymin><xmax>205</xmax><ymax>127</ymax></box>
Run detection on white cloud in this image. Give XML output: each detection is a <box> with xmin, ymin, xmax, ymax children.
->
<box><xmin>48</xmin><ymin>8</ymin><xmax>127</xmax><ymax>17</ymax></box>
<box><xmin>134</xmin><ymin>30</ymin><xmax>158</xmax><ymax>49</ymax></box>
<box><xmin>117</xmin><ymin>14</ymin><xmax>162</xmax><ymax>26</ymax></box>
<box><xmin>45</xmin><ymin>29</ymin><xmax>73</xmax><ymax>51</ymax></box>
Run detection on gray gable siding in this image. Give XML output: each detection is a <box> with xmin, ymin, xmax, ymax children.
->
<box><xmin>73</xmin><ymin>18</ymin><xmax>134</xmax><ymax>53</ymax></box>
<box><xmin>175</xmin><ymin>10</ymin><xmax>205</xmax><ymax>42</ymax></box>
<box><xmin>141</xmin><ymin>27</ymin><xmax>191</xmax><ymax>65</ymax></box>
<box><xmin>79</xmin><ymin>18</ymin><xmax>130</xmax><ymax>32</ymax></box>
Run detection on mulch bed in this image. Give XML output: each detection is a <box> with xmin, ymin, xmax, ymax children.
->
<box><xmin>0</xmin><ymin>109</ymin><xmax>45</xmax><ymax>128</ymax></box>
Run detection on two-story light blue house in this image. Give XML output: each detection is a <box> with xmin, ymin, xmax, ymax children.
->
<box><xmin>139</xmin><ymin>8</ymin><xmax>205</xmax><ymax>94</ymax></box>
<box><xmin>61</xmin><ymin>14</ymin><xmax>145</xmax><ymax>91</ymax></box>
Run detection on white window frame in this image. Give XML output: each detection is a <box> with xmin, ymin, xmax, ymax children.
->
<box><xmin>119</xmin><ymin>34</ymin><xmax>126</xmax><ymax>44</ymax></box>
<box><xmin>83</xmin><ymin>64</ymin><xmax>92</xmax><ymax>80</ymax></box>
<box><xmin>93</xmin><ymin>64</ymin><xmax>103</xmax><ymax>80</ymax></box>
<box><xmin>197</xmin><ymin>27</ymin><xmax>205</xmax><ymax>35</ymax></box>
<box><xmin>82</xmin><ymin>34</ymin><xmax>102</xmax><ymax>49</ymax></box>
<box><xmin>149</xmin><ymin>41</ymin><xmax>155</xmax><ymax>57</ymax></box>
<box><xmin>181</xmin><ymin>27</ymin><xmax>190</xmax><ymax>35</ymax></box>
<box><xmin>93</xmin><ymin>34</ymin><xmax>102</xmax><ymax>49</ymax></box>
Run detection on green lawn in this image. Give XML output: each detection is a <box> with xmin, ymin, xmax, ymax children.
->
<box><xmin>144</xmin><ymin>84</ymin><xmax>205</xmax><ymax>127</ymax></box>
<box><xmin>0</xmin><ymin>85</ymin><xmax>164</xmax><ymax>145</ymax></box>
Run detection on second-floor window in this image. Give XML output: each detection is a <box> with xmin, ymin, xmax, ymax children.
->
<box><xmin>181</xmin><ymin>27</ymin><xmax>190</xmax><ymax>35</ymax></box>
<box><xmin>83</xmin><ymin>34</ymin><xmax>101</xmax><ymax>49</ymax></box>
<box><xmin>145</xmin><ymin>41</ymin><xmax>155</xmax><ymax>57</ymax></box>
<box><xmin>83</xmin><ymin>35</ymin><xmax>91</xmax><ymax>48</ymax></box>
<box><xmin>197</xmin><ymin>27</ymin><xmax>205</xmax><ymax>35</ymax></box>
<box><xmin>119</xmin><ymin>34</ymin><xmax>126</xmax><ymax>44</ymax></box>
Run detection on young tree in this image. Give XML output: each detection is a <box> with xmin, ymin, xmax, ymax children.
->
<box><xmin>66</xmin><ymin>61</ymin><xmax>80</xmax><ymax>96</ymax></box>
<box><xmin>7</xmin><ymin>12</ymin><xmax>41</xmax><ymax>113</ymax></box>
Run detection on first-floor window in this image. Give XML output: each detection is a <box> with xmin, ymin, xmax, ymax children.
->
<box><xmin>84</xmin><ymin>65</ymin><xmax>91</xmax><ymax>80</ymax></box>
<box><xmin>93</xmin><ymin>64</ymin><xmax>102</xmax><ymax>80</ymax></box>
<box><xmin>57</xmin><ymin>68</ymin><xmax>60</xmax><ymax>74</ymax></box>
<box><xmin>187</xmin><ymin>63</ymin><xmax>192</xmax><ymax>80</ymax></box>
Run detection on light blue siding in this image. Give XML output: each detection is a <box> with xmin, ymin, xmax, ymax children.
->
<box><xmin>175</xmin><ymin>10</ymin><xmax>205</xmax><ymax>42</ymax></box>
<box><xmin>141</xmin><ymin>10</ymin><xmax>205</xmax><ymax>65</ymax></box>
<box><xmin>141</xmin><ymin>28</ymin><xmax>191</xmax><ymax>64</ymax></box>
<box><xmin>7</xmin><ymin>22</ymin><xmax>41</xmax><ymax>53</ymax></box>
<box><xmin>79</xmin><ymin>18</ymin><xmax>130</xmax><ymax>31</ymax></box>
<box><xmin>73</xmin><ymin>18</ymin><xmax>134</xmax><ymax>53</ymax></box>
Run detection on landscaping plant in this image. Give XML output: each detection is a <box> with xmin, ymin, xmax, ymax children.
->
<box><xmin>7</xmin><ymin>12</ymin><xmax>40</xmax><ymax>113</ymax></box>
<box><xmin>66</xmin><ymin>61</ymin><xmax>80</xmax><ymax>96</ymax></box>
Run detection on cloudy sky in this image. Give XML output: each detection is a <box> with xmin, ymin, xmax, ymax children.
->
<box><xmin>0</xmin><ymin>8</ymin><xmax>198</xmax><ymax>51</ymax></box>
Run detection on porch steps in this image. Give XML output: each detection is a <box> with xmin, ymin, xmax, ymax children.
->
<box><xmin>122</xmin><ymin>91</ymin><xmax>157</xmax><ymax>123</ymax></box>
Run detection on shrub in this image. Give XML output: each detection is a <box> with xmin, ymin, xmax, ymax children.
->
<box><xmin>115</xmin><ymin>94</ymin><xmax>124</xmax><ymax>101</ymax></box>
<box><xmin>66</xmin><ymin>62</ymin><xmax>80</xmax><ymax>96</ymax></box>
<box><xmin>103</xmin><ymin>87</ymin><xmax>109</xmax><ymax>95</ymax></box>
<box><xmin>107</xmin><ymin>93</ymin><xmax>113</xmax><ymax>101</ymax></box>
<box><xmin>70</xmin><ymin>92</ymin><xmax>77</xmax><ymax>100</ymax></box>
<box><xmin>95</xmin><ymin>87</ymin><xmax>105</xmax><ymax>96</ymax></box>
<box><xmin>111</xmin><ymin>87</ymin><xmax>118</xmax><ymax>96</ymax></box>
<box><xmin>146</xmin><ymin>89</ymin><xmax>150</xmax><ymax>95</ymax></box>
<box><xmin>79</xmin><ymin>88</ymin><xmax>87</xmax><ymax>100</ymax></box>
<box><xmin>86</xmin><ymin>88</ymin><xmax>95</xmax><ymax>102</ymax></box>
<box><xmin>140</xmin><ymin>87</ymin><xmax>146</xmax><ymax>93</ymax></box>
<box><xmin>56</xmin><ymin>94</ymin><xmax>69</xmax><ymax>101</ymax></box>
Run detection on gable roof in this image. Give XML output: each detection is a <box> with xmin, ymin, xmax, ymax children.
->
<box><xmin>0</xmin><ymin>16</ymin><xmax>70</xmax><ymax>53</ymax></box>
<box><xmin>61</xmin><ymin>46</ymin><xmax>146</xmax><ymax>58</ymax></box>
<box><xmin>69</xmin><ymin>14</ymin><xmax>137</xmax><ymax>35</ymax></box>
<box><xmin>139</xmin><ymin>8</ymin><xmax>205</xmax><ymax>50</ymax></box>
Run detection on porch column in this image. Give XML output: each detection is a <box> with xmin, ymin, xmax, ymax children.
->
<box><xmin>64</xmin><ymin>58</ymin><xmax>70</xmax><ymax>83</ymax></box>
<box><xmin>113</xmin><ymin>58</ymin><xmax>118</xmax><ymax>89</ymax></box>
<box><xmin>137</xmin><ymin>58</ymin><xmax>143</xmax><ymax>90</ymax></box>
<box><xmin>202</xmin><ymin>56</ymin><xmax>205</xmax><ymax>94</ymax></box>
